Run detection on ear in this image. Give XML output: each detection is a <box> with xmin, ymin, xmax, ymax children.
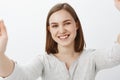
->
<box><xmin>47</xmin><ymin>26</ymin><xmax>50</xmax><ymax>31</ymax></box>
<box><xmin>76</xmin><ymin>22</ymin><xmax>79</xmax><ymax>30</ymax></box>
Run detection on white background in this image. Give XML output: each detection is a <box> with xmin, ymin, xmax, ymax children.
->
<box><xmin>0</xmin><ymin>0</ymin><xmax>120</xmax><ymax>80</ymax></box>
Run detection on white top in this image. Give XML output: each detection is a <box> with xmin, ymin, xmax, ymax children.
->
<box><xmin>3</xmin><ymin>43</ymin><xmax>120</xmax><ymax>80</ymax></box>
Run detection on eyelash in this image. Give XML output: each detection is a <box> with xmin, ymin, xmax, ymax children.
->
<box><xmin>51</xmin><ymin>25</ymin><xmax>58</xmax><ymax>28</ymax></box>
<box><xmin>64</xmin><ymin>22</ymin><xmax>71</xmax><ymax>25</ymax></box>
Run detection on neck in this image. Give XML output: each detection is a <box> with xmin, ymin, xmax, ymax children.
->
<box><xmin>57</xmin><ymin>43</ymin><xmax>75</xmax><ymax>56</ymax></box>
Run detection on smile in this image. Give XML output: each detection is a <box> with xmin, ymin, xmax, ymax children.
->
<box><xmin>58</xmin><ymin>34</ymin><xmax>70</xmax><ymax>40</ymax></box>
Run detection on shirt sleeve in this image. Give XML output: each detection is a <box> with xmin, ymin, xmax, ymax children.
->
<box><xmin>94</xmin><ymin>43</ymin><xmax>120</xmax><ymax>72</ymax></box>
<box><xmin>2</xmin><ymin>55</ymin><xmax>44</xmax><ymax>80</ymax></box>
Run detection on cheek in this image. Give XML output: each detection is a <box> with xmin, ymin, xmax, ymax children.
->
<box><xmin>69</xmin><ymin>27</ymin><xmax>77</xmax><ymax>34</ymax></box>
<box><xmin>73</xmin><ymin>30</ymin><xmax>77</xmax><ymax>37</ymax></box>
<box><xmin>70</xmin><ymin>28</ymin><xmax>78</xmax><ymax>38</ymax></box>
<box><xmin>49</xmin><ymin>29</ymin><xmax>57</xmax><ymax>38</ymax></box>
<box><xmin>69</xmin><ymin>24</ymin><xmax>78</xmax><ymax>33</ymax></box>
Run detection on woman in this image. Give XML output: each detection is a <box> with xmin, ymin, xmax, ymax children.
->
<box><xmin>0</xmin><ymin>0</ymin><xmax>120</xmax><ymax>80</ymax></box>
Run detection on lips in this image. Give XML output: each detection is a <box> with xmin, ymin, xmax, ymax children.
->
<box><xmin>58</xmin><ymin>34</ymin><xmax>70</xmax><ymax>40</ymax></box>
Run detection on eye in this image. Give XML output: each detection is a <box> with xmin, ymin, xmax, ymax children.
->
<box><xmin>64</xmin><ymin>22</ymin><xmax>71</xmax><ymax>25</ymax></box>
<box><xmin>51</xmin><ymin>24</ymin><xmax>58</xmax><ymax>28</ymax></box>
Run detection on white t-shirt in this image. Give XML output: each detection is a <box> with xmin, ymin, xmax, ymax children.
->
<box><xmin>2</xmin><ymin>43</ymin><xmax>120</xmax><ymax>80</ymax></box>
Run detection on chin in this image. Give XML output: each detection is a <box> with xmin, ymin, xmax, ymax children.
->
<box><xmin>58</xmin><ymin>42</ymin><xmax>73</xmax><ymax>47</ymax></box>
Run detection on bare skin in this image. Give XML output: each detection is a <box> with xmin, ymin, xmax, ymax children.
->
<box><xmin>114</xmin><ymin>0</ymin><xmax>120</xmax><ymax>43</ymax></box>
<box><xmin>115</xmin><ymin>0</ymin><xmax>120</xmax><ymax>11</ymax></box>
<box><xmin>0</xmin><ymin>0</ymin><xmax>120</xmax><ymax>78</ymax></box>
<box><xmin>0</xmin><ymin>21</ymin><xmax>14</xmax><ymax>77</ymax></box>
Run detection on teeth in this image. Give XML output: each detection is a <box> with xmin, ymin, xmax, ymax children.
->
<box><xmin>59</xmin><ymin>35</ymin><xmax>69</xmax><ymax>39</ymax></box>
<box><xmin>60</xmin><ymin>35</ymin><xmax>68</xmax><ymax>39</ymax></box>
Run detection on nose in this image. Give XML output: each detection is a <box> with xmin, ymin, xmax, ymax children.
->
<box><xmin>59</xmin><ymin>26</ymin><xmax>66</xmax><ymax>34</ymax></box>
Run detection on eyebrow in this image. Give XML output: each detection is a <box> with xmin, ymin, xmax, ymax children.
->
<box><xmin>63</xmin><ymin>19</ymin><xmax>71</xmax><ymax>23</ymax></box>
<box><xmin>50</xmin><ymin>19</ymin><xmax>72</xmax><ymax>25</ymax></box>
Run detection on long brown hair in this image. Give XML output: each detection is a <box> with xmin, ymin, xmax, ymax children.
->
<box><xmin>45</xmin><ymin>3</ymin><xmax>85</xmax><ymax>54</ymax></box>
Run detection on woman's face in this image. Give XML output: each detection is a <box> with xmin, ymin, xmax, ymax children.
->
<box><xmin>49</xmin><ymin>9</ymin><xmax>78</xmax><ymax>47</ymax></box>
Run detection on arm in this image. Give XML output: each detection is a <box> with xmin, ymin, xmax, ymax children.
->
<box><xmin>95</xmin><ymin>1</ymin><xmax>120</xmax><ymax>71</ymax></box>
<box><xmin>4</xmin><ymin>55</ymin><xmax>44</xmax><ymax>80</ymax></box>
<box><xmin>0</xmin><ymin>20</ymin><xmax>43</xmax><ymax>80</ymax></box>
<box><xmin>0</xmin><ymin>20</ymin><xmax>14</xmax><ymax>77</ymax></box>
<box><xmin>94</xmin><ymin>43</ymin><xmax>120</xmax><ymax>72</ymax></box>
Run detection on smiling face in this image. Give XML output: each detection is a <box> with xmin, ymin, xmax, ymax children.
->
<box><xmin>46</xmin><ymin>3</ymin><xmax>85</xmax><ymax>54</ymax></box>
<box><xmin>49</xmin><ymin>9</ymin><xmax>78</xmax><ymax>47</ymax></box>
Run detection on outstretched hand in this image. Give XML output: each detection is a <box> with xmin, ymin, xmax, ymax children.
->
<box><xmin>115</xmin><ymin>0</ymin><xmax>120</xmax><ymax>11</ymax></box>
<box><xmin>0</xmin><ymin>20</ymin><xmax>8</xmax><ymax>54</ymax></box>
<box><xmin>114</xmin><ymin>0</ymin><xmax>120</xmax><ymax>44</ymax></box>
<box><xmin>117</xmin><ymin>34</ymin><xmax>120</xmax><ymax>44</ymax></box>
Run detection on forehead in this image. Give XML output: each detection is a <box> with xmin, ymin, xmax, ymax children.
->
<box><xmin>49</xmin><ymin>9</ymin><xmax>74</xmax><ymax>24</ymax></box>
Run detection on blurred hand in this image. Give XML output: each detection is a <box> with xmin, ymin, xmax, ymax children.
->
<box><xmin>0</xmin><ymin>20</ymin><xmax>8</xmax><ymax>54</ymax></box>
<box><xmin>115</xmin><ymin>0</ymin><xmax>120</xmax><ymax>11</ymax></box>
<box><xmin>117</xmin><ymin>34</ymin><xmax>120</xmax><ymax>44</ymax></box>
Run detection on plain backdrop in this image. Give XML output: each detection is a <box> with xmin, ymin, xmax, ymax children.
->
<box><xmin>0</xmin><ymin>0</ymin><xmax>120</xmax><ymax>80</ymax></box>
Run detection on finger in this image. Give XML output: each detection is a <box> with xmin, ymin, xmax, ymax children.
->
<box><xmin>0</xmin><ymin>20</ymin><xmax>7</xmax><ymax>35</ymax></box>
<box><xmin>117</xmin><ymin>33</ymin><xmax>120</xmax><ymax>43</ymax></box>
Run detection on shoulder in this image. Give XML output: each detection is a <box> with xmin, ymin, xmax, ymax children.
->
<box><xmin>36</xmin><ymin>52</ymin><xmax>54</xmax><ymax>62</ymax></box>
<box><xmin>82</xmin><ymin>49</ymin><xmax>96</xmax><ymax>55</ymax></box>
<box><xmin>35</xmin><ymin>53</ymin><xmax>58</xmax><ymax>67</ymax></box>
<box><xmin>79</xmin><ymin>49</ymin><xmax>98</xmax><ymax>60</ymax></box>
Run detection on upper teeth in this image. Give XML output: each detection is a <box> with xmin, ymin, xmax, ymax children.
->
<box><xmin>59</xmin><ymin>35</ymin><xmax>69</xmax><ymax>39</ymax></box>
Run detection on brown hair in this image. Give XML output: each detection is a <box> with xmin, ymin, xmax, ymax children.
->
<box><xmin>45</xmin><ymin>3</ymin><xmax>85</xmax><ymax>54</ymax></box>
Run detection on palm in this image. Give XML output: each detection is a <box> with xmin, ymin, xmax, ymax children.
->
<box><xmin>0</xmin><ymin>21</ymin><xmax>8</xmax><ymax>54</ymax></box>
<box><xmin>115</xmin><ymin>0</ymin><xmax>120</xmax><ymax>11</ymax></box>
